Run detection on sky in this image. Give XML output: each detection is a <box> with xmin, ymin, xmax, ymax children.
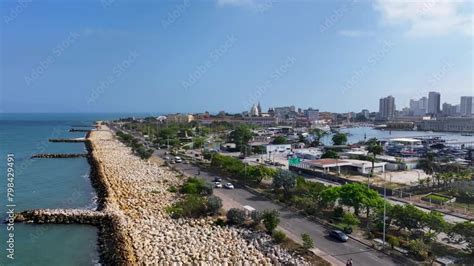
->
<box><xmin>0</xmin><ymin>0</ymin><xmax>473</xmax><ymax>114</ymax></box>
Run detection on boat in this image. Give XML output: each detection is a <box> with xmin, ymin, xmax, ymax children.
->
<box><xmin>461</xmin><ymin>133</ymin><xmax>474</xmax><ymax>137</ymax></box>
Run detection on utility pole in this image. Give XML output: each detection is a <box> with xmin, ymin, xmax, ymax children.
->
<box><xmin>383</xmin><ymin>171</ymin><xmax>387</xmax><ymax>248</ymax></box>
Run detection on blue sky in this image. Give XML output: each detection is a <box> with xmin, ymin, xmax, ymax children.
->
<box><xmin>1</xmin><ymin>0</ymin><xmax>472</xmax><ymax>113</ymax></box>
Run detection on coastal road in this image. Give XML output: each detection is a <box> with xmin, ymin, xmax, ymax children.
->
<box><xmin>172</xmin><ymin>162</ymin><xmax>401</xmax><ymax>266</ymax></box>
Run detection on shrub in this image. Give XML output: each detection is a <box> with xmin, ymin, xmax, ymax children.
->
<box><xmin>206</xmin><ymin>195</ymin><xmax>222</xmax><ymax>215</ymax></box>
<box><xmin>262</xmin><ymin>209</ymin><xmax>280</xmax><ymax>233</ymax></box>
<box><xmin>408</xmin><ymin>239</ymin><xmax>428</xmax><ymax>260</ymax></box>
<box><xmin>272</xmin><ymin>230</ymin><xmax>287</xmax><ymax>243</ymax></box>
<box><xmin>342</xmin><ymin>212</ymin><xmax>360</xmax><ymax>227</ymax></box>
<box><xmin>166</xmin><ymin>194</ymin><xmax>207</xmax><ymax>218</ymax></box>
<box><xmin>333</xmin><ymin>206</ymin><xmax>344</xmax><ymax>219</ymax></box>
<box><xmin>167</xmin><ymin>186</ymin><xmax>178</xmax><ymax>193</ymax></box>
<box><xmin>388</xmin><ymin>236</ymin><xmax>400</xmax><ymax>249</ymax></box>
<box><xmin>226</xmin><ymin>208</ymin><xmax>246</xmax><ymax>225</ymax></box>
<box><xmin>250</xmin><ymin>210</ymin><xmax>263</xmax><ymax>224</ymax></box>
<box><xmin>301</xmin><ymin>233</ymin><xmax>314</xmax><ymax>250</ymax></box>
<box><xmin>214</xmin><ymin>218</ymin><xmax>225</xmax><ymax>227</ymax></box>
<box><xmin>181</xmin><ymin>178</ymin><xmax>213</xmax><ymax>195</ymax></box>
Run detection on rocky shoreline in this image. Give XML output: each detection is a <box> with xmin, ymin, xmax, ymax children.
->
<box><xmin>14</xmin><ymin>126</ymin><xmax>314</xmax><ymax>265</ymax></box>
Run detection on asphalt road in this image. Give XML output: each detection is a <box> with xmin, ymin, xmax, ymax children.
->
<box><xmin>173</xmin><ymin>162</ymin><xmax>401</xmax><ymax>266</ymax></box>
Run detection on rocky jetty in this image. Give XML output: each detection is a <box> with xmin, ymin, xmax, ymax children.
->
<box><xmin>30</xmin><ymin>153</ymin><xmax>88</xmax><ymax>158</ymax></box>
<box><xmin>69</xmin><ymin>128</ymin><xmax>92</xmax><ymax>132</ymax></box>
<box><xmin>49</xmin><ymin>138</ymin><xmax>86</xmax><ymax>142</ymax></box>
<box><xmin>87</xmin><ymin>126</ymin><xmax>310</xmax><ymax>265</ymax></box>
<box><xmin>14</xmin><ymin>209</ymin><xmax>106</xmax><ymax>225</ymax></box>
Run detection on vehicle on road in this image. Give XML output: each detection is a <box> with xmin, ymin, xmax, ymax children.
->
<box><xmin>214</xmin><ymin>182</ymin><xmax>223</xmax><ymax>188</ymax></box>
<box><xmin>329</xmin><ymin>230</ymin><xmax>349</xmax><ymax>242</ymax></box>
<box><xmin>213</xmin><ymin>177</ymin><xmax>222</xmax><ymax>183</ymax></box>
<box><xmin>224</xmin><ymin>183</ymin><xmax>234</xmax><ymax>189</ymax></box>
<box><xmin>174</xmin><ymin>156</ymin><xmax>182</xmax><ymax>163</ymax></box>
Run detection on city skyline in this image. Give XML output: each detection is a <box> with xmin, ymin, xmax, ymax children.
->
<box><xmin>1</xmin><ymin>0</ymin><xmax>472</xmax><ymax>114</ymax></box>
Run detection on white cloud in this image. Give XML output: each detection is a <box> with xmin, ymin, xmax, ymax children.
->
<box><xmin>338</xmin><ymin>30</ymin><xmax>375</xmax><ymax>37</ymax></box>
<box><xmin>373</xmin><ymin>0</ymin><xmax>473</xmax><ymax>37</ymax></box>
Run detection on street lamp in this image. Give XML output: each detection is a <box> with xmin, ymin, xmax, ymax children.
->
<box><xmin>383</xmin><ymin>171</ymin><xmax>387</xmax><ymax>248</ymax></box>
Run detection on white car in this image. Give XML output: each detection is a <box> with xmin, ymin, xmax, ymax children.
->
<box><xmin>174</xmin><ymin>156</ymin><xmax>182</xmax><ymax>163</ymax></box>
<box><xmin>215</xmin><ymin>182</ymin><xmax>223</xmax><ymax>188</ymax></box>
<box><xmin>224</xmin><ymin>183</ymin><xmax>234</xmax><ymax>189</ymax></box>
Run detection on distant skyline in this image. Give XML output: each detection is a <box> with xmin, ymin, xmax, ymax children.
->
<box><xmin>1</xmin><ymin>0</ymin><xmax>472</xmax><ymax>114</ymax></box>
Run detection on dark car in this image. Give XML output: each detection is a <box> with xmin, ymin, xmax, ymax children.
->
<box><xmin>213</xmin><ymin>177</ymin><xmax>222</xmax><ymax>183</ymax></box>
<box><xmin>329</xmin><ymin>230</ymin><xmax>349</xmax><ymax>242</ymax></box>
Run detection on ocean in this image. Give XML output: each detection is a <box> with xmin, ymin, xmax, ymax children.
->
<box><xmin>0</xmin><ymin>113</ymin><xmax>153</xmax><ymax>266</ymax></box>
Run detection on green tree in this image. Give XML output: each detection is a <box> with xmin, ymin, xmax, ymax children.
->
<box><xmin>449</xmin><ymin>221</ymin><xmax>474</xmax><ymax>254</ymax></box>
<box><xmin>192</xmin><ymin>136</ymin><xmax>205</xmax><ymax>149</ymax></box>
<box><xmin>206</xmin><ymin>195</ymin><xmax>222</xmax><ymax>215</ymax></box>
<box><xmin>422</xmin><ymin>211</ymin><xmax>448</xmax><ymax>240</ymax></box>
<box><xmin>338</xmin><ymin>183</ymin><xmax>382</xmax><ymax>217</ymax></box>
<box><xmin>262</xmin><ymin>209</ymin><xmax>280</xmax><ymax>233</ymax></box>
<box><xmin>272</xmin><ymin>170</ymin><xmax>297</xmax><ymax>196</ymax></box>
<box><xmin>332</xmin><ymin>133</ymin><xmax>348</xmax><ymax>145</ymax></box>
<box><xmin>321</xmin><ymin>150</ymin><xmax>339</xmax><ymax>159</ymax></box>
<box><xmin>391</xmin><ymin>204</ymin><xmax>426</xmax><ymax>235</ymax></box>
<box><xmin>229</xmin><ymin>125</ymin><xmax>254</xmax><ymax>154</ymax></box>
<box><xmin>248</xmin><ymin>164</ymin><xmax>277</xmax><ymax>184</ymax></box>
<box><xmin>310</xmin><ymin>129</ymin><xmax>328</xmax><ymax>147</ymax></box>
<box><xmin>272</xmin><ymin>230</ymin><xmax>287</xmax><ymax>243</ymax></box>
<box><xmin>366</xmin><ymin>138</ymin><xmax>384</xmax><ymax>178</ymax></box>
<box><xmin>319</xmin><ymin>186</ymin><xmax>340</xmax><ymax>208</ymax></box>
<box><xmin>272</xmin><ymin>136</ymin><xmax>288</xmax><ymax>144</ymax></box>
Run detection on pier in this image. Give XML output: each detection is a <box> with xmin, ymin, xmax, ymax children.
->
<box><xmin>49</xmin><ymin>138</ymin><xmax>86</xmax><ymax>143</ymax></box>
<box><xmin>31</xmin><ymin>153</ymin><xmax>88</xmax><ymax>158</ymax></box>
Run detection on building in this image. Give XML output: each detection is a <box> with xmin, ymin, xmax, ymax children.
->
<box><xmin>361</xmin><ymin>109</ymin><xmax>370</xmax><ymax>119</ymax></box>
<box><xmin>416</xmin><ymin>117</ymin><xmax>474</xmax><ymax>133</ymax></box>
<box><xmin>273</xmin><ymin>106</ymin><xmax>296</xmax><ymax>117</ymax></box>
<box><xmin>166</xmin><ymin>113</ymin><xmax>194</xmax><ymax>123</ymax></box>
<box><xmin>442</xmin><ymin>103</ymin><xmax>457</xmax><ymax>116</ymax></box>
<box><xmin>378</xmin><ymin>96</ymin><xmax>396</xmax><ymax>120</ymax></box>
<box><xmin>460</xmin><ymin>96</ymin><xmax>473</xmax><ymax>116</ymax></box>
<box><xmin>298</xmin><ymin>158</ymin><xmax>386</xmax><ymax>175</ymax></box>
<box><xmin>257</xmin><ymin>102</ymin><xmax>262</xmax><ymax>115</ymax></box>
<box><xmin>428</xmin><ymin>91</ymin><xmax>441</xmax><ymax>115</ymax></box>
<box><xmin>249</xmin><ymin>104</ymin><xmax>260</xmax><ymax>117</ymax></box>
<box><xmin>303</xmin><ymin>108</ymin><xmax>320</xmax><ymax>121</ymax></box>
<box><xmin>409</xmin><ymin>97</ymin><xmax>427</xmax><ymax>116</ymax></box>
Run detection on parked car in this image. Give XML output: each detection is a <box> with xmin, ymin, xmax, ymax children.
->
<box><xmin>213</xmin><ymin>177</ymin><xmax>222</xmax><ymax>183</ymax></box>
<box><xmin>214</xmin><ymin>182</ymin><xmax>223</xmax><ymax>188</ymax></box>
<box><xmin>224</xmin><ymin>183</ymin><xmax>234</xmax><ymax>189</ymax></box>
<box><xmin>329</xmin><ymin>230</ymin><xmax>349</xmax><ymax>242</ymax></box>
<box><xmin>174</xmin><ymin>156</ymin><xmax>182</xmax><ymax>163</ymax></box>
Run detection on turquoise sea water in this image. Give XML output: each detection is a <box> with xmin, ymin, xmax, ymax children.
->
<box><xmin>0</xmin><ymin>113</ymin><xmax>148</xmax><ymax>266</ymax></box>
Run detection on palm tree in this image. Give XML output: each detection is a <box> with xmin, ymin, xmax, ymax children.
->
<box><xmin>366</xmin><ymin>138</ymin><xmax>384</xmax><ymax>180</ymax></box>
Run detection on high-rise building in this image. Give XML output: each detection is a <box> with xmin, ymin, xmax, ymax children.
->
<box><xmin>378</xmin><ymin>96</ymin><xmax>396</xmax><ymax>120</ymax></box>
<box><xmin>361</xmin><ymin>109</ymin><xmax>370</xmax><ymax>119</ymax></box>
<box><xmin>257</xmin><ymin>102</ymin><xmax>262</xmax><ymax>115</ymax></box>
<box><xmin>409</xmin><ymin>97</ymin><xmax>427</xmax><ymax>116</ymax></box>
<box><xmin>303</xmin><ymin>108</ymin><xmax>319</xmax><ymax>121</ymax></box>
<box><xmin>460</xmin><ymin>96</ymin><xmax>473</xmax><ymax>116</ymax></box>
<box><xmin>442</xmin><ymin>103</ymin><xmax>457</xmax><ymax>116</ymax></box>
<box><xmin>428</xmin><ymin>91</ymin><xmax>441</xmax><ymax>115</ymax></box>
